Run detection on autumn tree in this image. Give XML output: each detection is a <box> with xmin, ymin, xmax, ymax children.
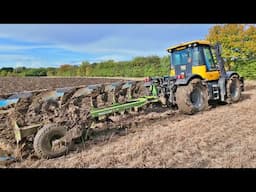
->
<box><xmin>57</xmin><ymin>64</ymin><xmax>78</xmax><ymax>76</ymax></box>
<box><xmin>206</xmin><ymin>24</ymin><xmax>256</xmax><ymax>69</ymax></box>
<box><xmin>78</xmin><ymin>61</ymin><xmax>90</xmax><ymax>76</ymax></box>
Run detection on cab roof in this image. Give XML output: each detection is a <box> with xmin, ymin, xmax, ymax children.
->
<box><xmin>166</xmin><ymin>40</ymin><xmax>210</xmax><ymax>52</ymax></box>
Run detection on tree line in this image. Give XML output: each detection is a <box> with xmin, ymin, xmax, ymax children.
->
<box><xmin>0</xmin><ymin>56</ymin><xmax>170</xmax><ymax>78</ymax></box>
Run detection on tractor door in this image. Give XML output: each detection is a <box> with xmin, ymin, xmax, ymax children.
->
<box><xmin>201</xmin><ymin>46</ymin><xmax>220</xmax><ymax>81</ymax></box>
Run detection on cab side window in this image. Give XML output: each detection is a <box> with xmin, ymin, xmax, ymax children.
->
<box><xmin>192</xmin><ymin>47</ymin><xmax>203</xmax><ymax>66</ymax></box>
<box><xmin>203</xmin><ymin>47</ymin><xmax>216</xmax><ymax>71</ymax></box>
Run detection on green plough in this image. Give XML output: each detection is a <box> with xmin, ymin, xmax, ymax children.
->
<box><xmin>0</xmin><ymin>80</ymin><xmax>160</xmax><ymax>159</ymax></box>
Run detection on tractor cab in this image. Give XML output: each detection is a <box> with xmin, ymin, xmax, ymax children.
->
<box><xmin>167</xmin><ymin>40</ymin><xmax>220</xmax><ymax>81</ymax></box>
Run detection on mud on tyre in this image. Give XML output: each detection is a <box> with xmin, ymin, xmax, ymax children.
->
<box><xmin>226</xmin><ymin>75</ymin><xmax>241</xmax><ymax>103</ymax></box>
<box><xmin>175</xmin><ymin>78</ymin><xmax>208</xmax><ymax>114</ymax></box>
<box><xmin>33</xmin><ymin>124</ymin><xmax>70</xmax><ymax>159</ymax></box>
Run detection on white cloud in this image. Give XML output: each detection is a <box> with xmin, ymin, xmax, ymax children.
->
<box><xmin>90</xmin><ymin>54</ymin><xmax>128</xmax><ymax>63</ymax></box>
<box><xmin>0</xmin><ymin>24</ymin><xmax>212</xmax><ymax>55</ymax></box>
<box><xmin>0</xmin><ymin>44</ymin><xmax>56</xmax><ymax>51</ymax></box>
<box><xmin>0</xmin><ymin>54</ymin><xmax>49</xmax><ymax>68</ymax></box>
<box><xmin>58</xmin><ymin>36</ymin><xmax>168</xmax><ymax>57</ymax></box>
<box><xmin>0</xmin><ymin>54</ymin><xmax>34</xmax><ymax>61</ymax></box>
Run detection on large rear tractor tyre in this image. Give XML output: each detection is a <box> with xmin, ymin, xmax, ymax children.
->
<box><xmin>226</xmin><ymin>75</ymin><xmax>241</xmax><ymax>104</ymax></box>
<box><xmin>33</xmin><ymin>124</ymin><xmax>70</xmax><ymax>159</ymax></box>
<box><xmin>176</xmin><ymin>79</ymin><xmax>208</xmax><ymax>115</ymax></box>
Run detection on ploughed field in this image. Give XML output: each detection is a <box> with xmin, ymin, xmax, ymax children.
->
<box><xmin>0</xmin><ymin>77</ymin><xmax>122</xmax><ymax>95</ymax></box>
<box><xmin>1</xmin><ymin>77</ymin><xmax>256</xmax><ymax>168</ymax></box>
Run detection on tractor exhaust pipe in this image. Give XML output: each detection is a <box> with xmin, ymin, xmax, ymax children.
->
<box><xmin>214</xmin><ymin>42</ymin><xmax>226</xmax><ymax>101</ymax></box>
<box><xmin>214</xmin><ymin>42</ymin><xmax>226</xmax><ymax>77</ymax></box>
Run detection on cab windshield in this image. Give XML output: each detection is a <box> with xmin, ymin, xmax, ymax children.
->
<box><xmin>171</xmin><ymin>46</ymin><xmax>203</xmax><ymax>66</ymax></box>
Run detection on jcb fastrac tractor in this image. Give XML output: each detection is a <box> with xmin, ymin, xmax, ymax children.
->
<box><xmin>0</xmin><ymin>40</ymin><xmax>244</xmax><ymax>159</ymax></box>
<box><xmin>147</xmin><ymin>40</ymin><xmax>244</xmax><ymax>114</ymax></box>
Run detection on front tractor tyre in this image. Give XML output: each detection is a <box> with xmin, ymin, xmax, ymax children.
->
<box><xmin>226</xmin><ymin>75</ymin><xmax>242</xmax><ymax>103</ymax></box>
<box><xmin>175</xmin><ymin>78</ymin><xmax>208</xmax><ymax>115</ymax></box>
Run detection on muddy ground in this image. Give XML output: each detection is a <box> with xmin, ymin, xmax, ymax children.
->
<box><xmin>1</xmin><ymin>77</ymin><xmax>256</xmax><ymax>168</ymax></box>
<box><xmin>0</xmin><ymin>77</ymin><xmax>123</xmax><ymax>95</ymax></box>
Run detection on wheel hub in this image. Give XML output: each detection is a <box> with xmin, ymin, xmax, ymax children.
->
<box><xmin>190</xmin><ymin>88</ymin><xmax>202</xmax><ymax>108</ymax></box>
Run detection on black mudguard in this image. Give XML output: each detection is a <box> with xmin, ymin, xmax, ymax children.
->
<box><xmin>174</xmin><ymin>74</ymin><xmax>203</xmax><ymax>86</ymax></box>
<box><xmin>225</xmin><ymin>71</ymin><xmax>244</xmax><ymax>91</ymax></box>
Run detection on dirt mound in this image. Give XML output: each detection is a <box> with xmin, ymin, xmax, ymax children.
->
<box><xmin>0</xmin><ymin>78</ymin><xmax>126</xmax><ymax>161</ymax></box>
<box><xmin>0</xmin><ymin>77</ymin><xmax>148</xmax><ymax>162</ymax></box>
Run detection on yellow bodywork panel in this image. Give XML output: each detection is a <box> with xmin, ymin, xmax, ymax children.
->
<box><xmin>192</xmin><ymin>65</ymin><xmax>220</xmax><ymax>81</ymax></box>
<box><xmin>169</xmin><ymin>65</ymin><xmax>220</xmax><ymax>81</ymax></box>
<box><xmin>170</xmin><ymin>69</ymin><xmax>175</xmax><ymax>76</ymax></box>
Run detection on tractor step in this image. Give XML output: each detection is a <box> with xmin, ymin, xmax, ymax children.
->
<box><xmin>212</xmin><ymin>84</ymin><xmax>220</xmax><ymax>100</ymax></box>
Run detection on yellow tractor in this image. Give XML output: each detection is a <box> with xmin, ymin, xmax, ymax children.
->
<box><xmin>147</xmin><ymin>40</ymin><xmax>244</xmax><ymax>114</ymax></box>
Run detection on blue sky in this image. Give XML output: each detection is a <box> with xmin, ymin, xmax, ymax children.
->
<box><xmin>0</xmin><ymin>24</ymin><xmax>214</xmax><ymax>68</ymax></box>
